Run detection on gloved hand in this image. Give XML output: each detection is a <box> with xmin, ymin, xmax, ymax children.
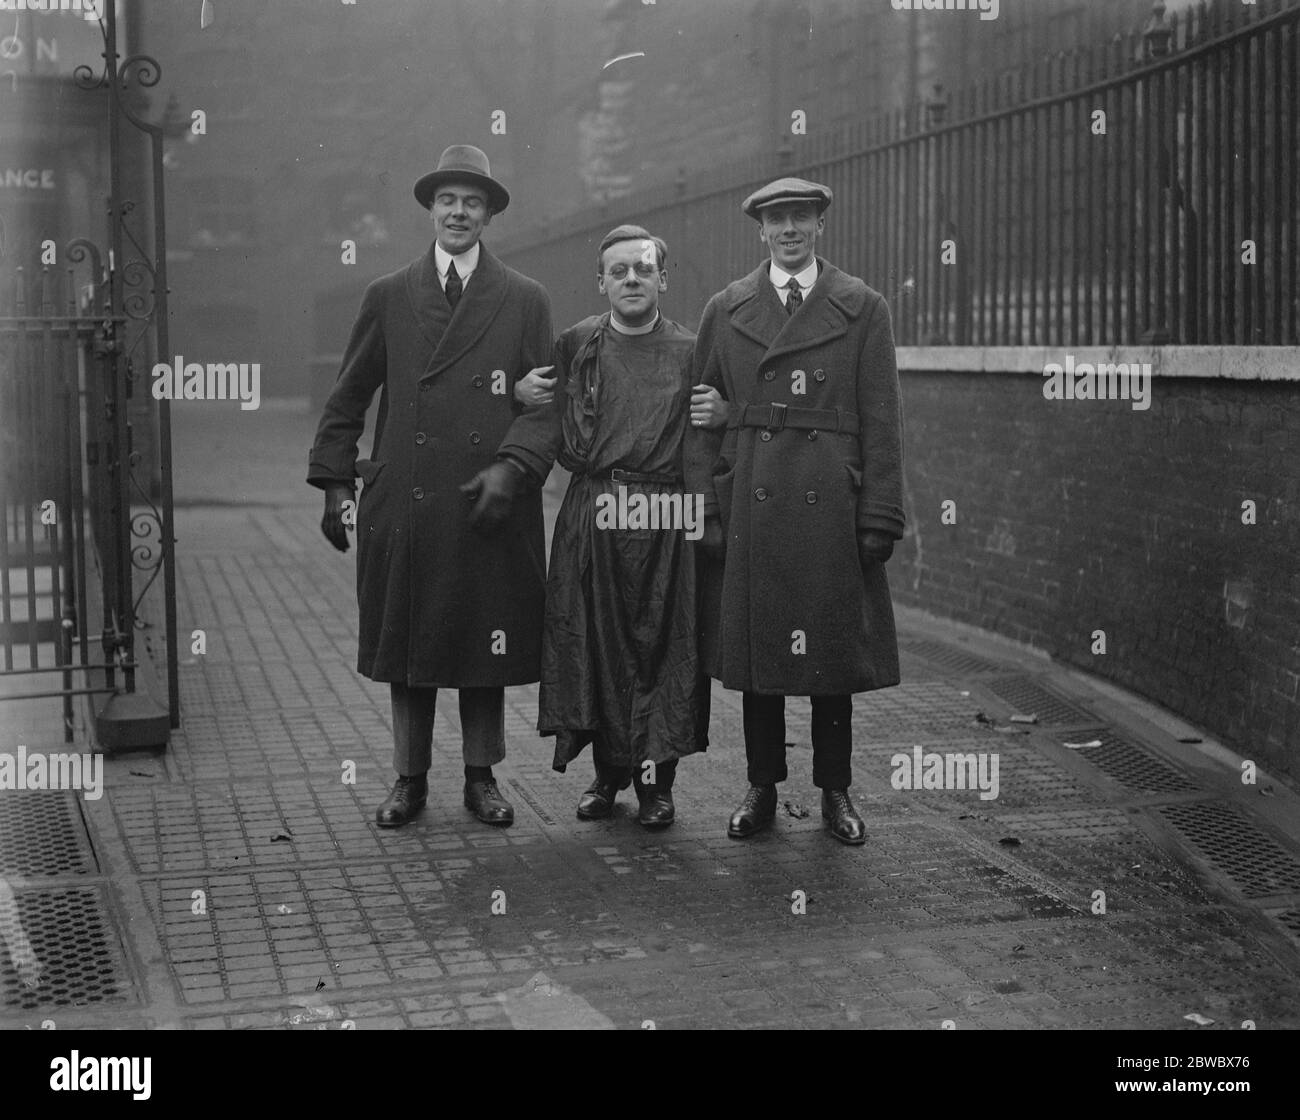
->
<box><xmin>857</xmin><ymin>528</ymin><xmax>895</xmax><ymax>567</ymax></box>
<box><xmin>321</xmin><ymin>483</ymin><xmax>355</xmax><ymax>553</ymax></box>
<box><xmin>700</xmin><ymin>514</ymin><xmax>725</xmax><ymax>558</ymax></box>
<box><xmin>460</xmin><ymin>459</ymin><xmax>524</xmax><ymax>534</ymax></box>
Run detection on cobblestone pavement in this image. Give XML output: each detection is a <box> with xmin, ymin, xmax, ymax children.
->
<box><xmin>3</xmin><ymin>401</ymin><xmax>1300</xmax><ymax>1031</ymax></box>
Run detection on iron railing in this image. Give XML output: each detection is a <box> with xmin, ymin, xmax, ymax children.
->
<box><xmin>499</xmin><ymin>0</ymin><xmax>1300</xmax><ymax>347</ymax></box>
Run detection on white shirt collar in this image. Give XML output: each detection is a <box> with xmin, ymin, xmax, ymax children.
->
<box><xmin>434</xmin><ymin>240</ymin><xmax>480</xmax><ymax>284</ymax></box>
<box><xmin>609</xmin><ymin>310</ymin><xmax>661</xmax><ymax>336</ymax></box>
<box><xmin>769</xmin><ymin>258</ymin><xmax>819</xmax><ymax>295</ymax></box>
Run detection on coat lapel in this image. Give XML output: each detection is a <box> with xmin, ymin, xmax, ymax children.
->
<box><xmin>762</xmin><ymin>258</ymin><xmax>852</xmax><ymax>362</ymax></box>
<box><xmin>406</xmin><ymin>243</ymin><xmax>452</xmax><ymax>354</ymax></box>
<box><xmin>727</xmin><ymin>262</ymin><xmax>782</xmax><ymax>352</ymax></box>
<box><xmin>410</xmin><ymin>242</ymin><xmax>510</xmax><ymax>381</ymax></box>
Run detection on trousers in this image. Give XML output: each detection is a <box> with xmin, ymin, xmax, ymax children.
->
<box><xmin>391</xmin><ymin>684</ymin><xmax>505</xmax><ymax>776</ymax></box>
<box><xmin>742</xmin><ymin>692</ymin><xmax>852</xmax><ymax>789</ymax></box>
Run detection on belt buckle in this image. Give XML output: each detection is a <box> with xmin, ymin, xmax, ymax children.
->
<box><xmin>765</xmin><ymin>402</ymin><xmax>788</xmax><ymax>432</ymax></box>
<box><xmin>610</xmin><ymin>468</ymin><xmax>628</xmax><ymax>483</ymax></box>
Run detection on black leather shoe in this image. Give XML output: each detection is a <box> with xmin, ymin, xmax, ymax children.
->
<box><xmin>576</xmin><ymin>778</ymin><xmax>619</xmax><ymax>820</ymax></box>
<box><xmin>464</xmin><ymin>778</ymin><xmax>514</xmax><ymax>826</ymax></box>
<box><xmin>727</xmin><ymin>784</ymin><xmax>777</xmax><ymax>838</ymax></box>
<box><xmin>822</xmin><ymin>788</ymin><xmax>866</xmax><ymax>845</ymax></box>
<box><xmin>637</xmin><ymin>789</ymin><xmax>675</xmax><ymax>829</ymax></box>
<box><xmin>375</xmin><ymin>774</ymin><xmax>427</xmax><ymax>828</ymax></box>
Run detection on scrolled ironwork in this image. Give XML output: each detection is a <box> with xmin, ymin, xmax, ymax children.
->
<box><xmin>116</xmin><ymin>54</ymin><xmax>165</xmax><ymax>135</ymax></box>
<box><xmin>120</xmin><ymin>258</ymin><xmax>156</xmax><ymax>320</ymax></box>
<box><xmin>73</xmin><ymin>62</ymin><xmax>107</xmax><ymax>90</ymax></box>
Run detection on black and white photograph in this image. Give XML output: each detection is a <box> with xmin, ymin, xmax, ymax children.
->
<box><xmin>0</xmin><ymin>0</ymin><xmax>1297</xmax><ymax>1068</ymax></box>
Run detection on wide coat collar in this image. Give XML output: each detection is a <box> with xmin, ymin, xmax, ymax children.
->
<box><xmin>725</xmin><ymin>256</ymin><xmax>867</xmax><ymax>362</ymax></box>
<box><xmin>407</xmin><ymin>240</ymin><xmax>511</xmax><ymax>380</ymax></box>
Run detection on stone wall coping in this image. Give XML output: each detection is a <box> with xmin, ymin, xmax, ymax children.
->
<box><xmin>896</xmin><ymin>346</ymin><xmax>1300</xmax><ymax>380</ymax></box>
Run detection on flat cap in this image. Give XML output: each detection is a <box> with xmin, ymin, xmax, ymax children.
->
<box><xmin>742</xmin><ymin>177</ymin><xmax>832</xmax><ymax>220</ymax></box>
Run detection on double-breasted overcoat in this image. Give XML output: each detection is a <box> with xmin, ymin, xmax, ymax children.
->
<box><xmin>685</xmin><ymin>257</ymin><xmax>905</xmax><ymax>696</ymax></box>
<box><xmin>308</xmin><ymin>241</ymin><xmax>555</xmax><ymax>687</ymax></box>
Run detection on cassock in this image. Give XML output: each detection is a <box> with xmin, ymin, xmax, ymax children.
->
<box><xmin>538</xmin><ymin>312</ymin><xmax>710</xmax><ymax>771</ymax></box>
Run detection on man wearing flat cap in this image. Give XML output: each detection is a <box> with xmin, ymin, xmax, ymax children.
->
<box><xmin>308</xmin><ymin>144</ymin><xmax>556</xmax><ymax>829</ymax></box>
<box><xmin>686</xmin><ymin>176</ymin><xmax>905</xmax><ymax>845</ymax></box>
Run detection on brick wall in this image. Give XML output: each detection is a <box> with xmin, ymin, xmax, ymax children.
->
<box><xmin>895</xmin><ymin>364</ymin><xmax>1299</xmax><ymax>782</ymax></box>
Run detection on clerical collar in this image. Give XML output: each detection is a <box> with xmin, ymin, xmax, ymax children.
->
<box><xmin>434</xmin><ymin>240</ymin><xmax>480</xmax><ymax>281</ymax></box>
<box><xmin>769</xmin><ymin>258</ymin><xmax>819</xmax><ymax>293</ymax></box>
<box><xmin>609</xmin><ymin>310</ymin><xmax>661</xmax><ymax>336</ymax></box>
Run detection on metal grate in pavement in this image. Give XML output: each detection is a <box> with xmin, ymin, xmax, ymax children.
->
<box><xmin>1159</xmin><ymin>803</ymin><xmax>1300</xmax><ymax>899</ymax></box>
<box><xmin>854</xmin><ymin>681</ymin><xmax>979</xmax><ymax>735</ymax></box>
<box><xmin>898</xmin><ymin>638</ymin><xmax>1005</xmax><ymax>676</ymax></box>
<box><xmin>1066</xmin><ymin>729</ymin><xmax>1200</xmax><ymax>794</ymax></box>
<box><xmin>989</xmin><ymin>676</ymin><xmax>1095</xmax><ymax>725</ymax></box>
<box><xmin>0</xmin><ymin>887</ymin><xmax>130</xmax><ymax>1011</ymax></box>
<box><xmin>1271</xmin><ymin>909</ymin><xmax>1300</xmax><ymax>947</ymax></box>
<box><xmin>0</xmin><ymin>791</ymin><xmax>97</xmax><ymax>877</ymax></box>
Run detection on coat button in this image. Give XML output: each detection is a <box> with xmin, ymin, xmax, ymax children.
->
<box><xmin>755</xmin><ymin>488</ymin><xmax>768</xmax><ymax>501</ymax></box>
<box><xmin>808</xmin><ymin>430</ymin><xmax>818</xmax><ymax>441</ymax></box>
<box><xmin>805</xmin><ymin>491</ymin><xmax>817</xmax><ymax>504</ymax></box>
<box><xmin>760</xmin><ymin>430</ymin><xmax>772</xmax><ymax>442</ymax></box>
<box><xmin>763</xmin><ymin>370</ymin><xmax>775</xmax><ymax>381</ymax></box>
<box><xmin>469</xmin><ymin>431</ymin><xmax>482</xmax><ymax>445</ymax></box>
<box><xmin>814</xmin><ymin>369</ymin><xmax>826</xmax><ymax>382</ymax></box>
<box><xmin>412</xmin><ymin>486</ymin><xmax>425</xmax><ymax>500</ymax></box>
<box><xmin>472</xmin><ymin>375</ymin><xmax>484</xmax><ymax>388</ymax></box>
<box><xmin>415</xmin><ymin>431</ymin><xmax>427</xmax><ymax>445</ymax></box>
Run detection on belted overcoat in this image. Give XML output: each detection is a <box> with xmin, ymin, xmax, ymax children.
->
<box><xmin>685</xmin><ymin>257</ymin><xmax>905</xmax><ymax>695</ymax></box>
<box><xmin>307</xmin><ymin>241</ymin><xmax>555</xmax><ymax>687</ymax></box>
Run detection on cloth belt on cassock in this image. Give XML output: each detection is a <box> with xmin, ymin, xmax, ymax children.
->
<box><xmin>590</xmin><ymin>468</ymin><xmax>682</xmax><ymax>485</ymax></box>
<box><xmin>729</xmin><ymin>402</ymin><xmax>861</xmax><ymax>435</ymax></box>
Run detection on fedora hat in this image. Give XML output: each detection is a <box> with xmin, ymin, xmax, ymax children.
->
<box><xmin>413</xmin><ymin>145</ymin><xmax>510</xmax><ymax>214</ymax></box>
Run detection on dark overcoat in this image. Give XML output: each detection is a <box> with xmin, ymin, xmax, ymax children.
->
<box><xmin>685</xmin><ymin>257</ymin><xmax>905</xmax><ymax>696</ymax></box>
<box><xmin>307</xmin><ymin>242</ymin><xmax>555</xmax><ymax>687</ymax></box>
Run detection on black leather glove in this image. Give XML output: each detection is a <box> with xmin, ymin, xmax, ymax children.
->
<box><xmin>700</xmin><ymin>514</ymin><xmax>725</xmax><ymax>559</ymax></box>
<box><xmin>857</xmin><ymin>528</ymin><xmax>895</xmax><ymax>567</ymax></box>
<box><xmin>460</xmin><ymin>459</ymin><xmax>525</xmax><ymax>534</ymax></box>
<box><xmin>321</xmin><ymin>483</ymin><xmax>355</xmax><ymax>553</ymax></box>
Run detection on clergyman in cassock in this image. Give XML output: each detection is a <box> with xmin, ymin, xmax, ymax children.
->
<box><xmin>533</xmin><ymin>225</ymin><xmax>724</xmax><ymax>827</ymax></box>
<box><xmin>687</xmin><ymin>177</ymin><xmax>906</xmax><ymax>845</ymax></box>
<box><xmin>308</xmin><ymin>145</ymin><xmax>557</xmax><ymax>830</ymax></box>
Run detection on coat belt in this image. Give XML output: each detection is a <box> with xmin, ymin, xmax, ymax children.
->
<box><xmin>730</xmin><ymin>402</ymin><xmax>861</xmax><ymax>435</ymax></box>
<box><xmin>593</xmin><ymin>468</ymin><xmax>683</xmax><ymax>485</ymax></box>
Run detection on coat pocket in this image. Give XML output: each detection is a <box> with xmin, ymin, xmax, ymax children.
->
<box><xmin>354</xmin><ymin>458</ymin><xmax>386</xmax><ymax>486</ymax></box>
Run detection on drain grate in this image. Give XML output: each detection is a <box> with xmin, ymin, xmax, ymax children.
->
<box><xmin>898</xmin><ymin>638</ymin><xmax>1004</xmax><ymax>676</ymax></box>
<box><xmin>1159</xmin><ymin>803</ymin><xmax>1300</xmax><ymax>899</ymax></box>
<box><xmin>1067</xmin><ymin>729</ymin><xmax>1199</xmax><ymax>794</ymax></box>
<box><xmin>0</xmin><ymin>887</ymin><xmax>130</xmax><ymax>1011</ymax></box>
<box><xmin>989</xmin><ymin>676</ymin><xmax>1095</xmax><ymax>725</ymax></box>
<box><xmin>1271</xmin><ymin>909</ymin><xmax>1300</xmax><ymax>945</ymax></box>
<box><xmin>0</xmin><ymin>791</ymin><xmax>97</xmax><ymax>877</ymax></box>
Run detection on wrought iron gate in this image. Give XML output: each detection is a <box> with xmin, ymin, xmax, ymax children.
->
<box><xmin>0</xmin><ymin>3</ymin><xmax>177</xmax><ymax>748</ymax></box>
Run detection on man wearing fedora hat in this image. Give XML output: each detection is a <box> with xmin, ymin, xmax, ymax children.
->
<box><xmin>308</xmin><ymin>144</ymin><xmax>557</xmax><ymax>829</ymax></box>
<box><xmin>686</xmin><ymin>176</ymin><xmax>906</xmax><ymax>845</ymax></box>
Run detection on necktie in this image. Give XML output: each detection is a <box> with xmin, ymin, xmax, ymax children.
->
<box><xmin>445</xmin><ymin>260</ymin><xmax>463</xmax><ymax>310</ymax></box>
<box><xmin>785</xmin><ymin>278</ymin><xmax>802</xmax><ymax>316</ymax></box>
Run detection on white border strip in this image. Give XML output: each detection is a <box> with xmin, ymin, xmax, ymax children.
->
<box><xmin>896</xmin><ymin>346</ymin><xmax>1300</xmax><ymax>380</ymax></box>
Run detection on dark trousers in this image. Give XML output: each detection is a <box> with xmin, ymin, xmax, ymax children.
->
<box><xmin>594</xmin><ymin>745</ymin><xmax>678</xmax><ymax>792</ymax></box>
<box><xmin>742</xmin><ymin>692</ymin><xmax>852</xmax><ymax>790</ymax></box>
<box><xmin>391</xmin><ymin>684</ymin><xmax>505</xmax><ymax>776</ymax></box>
